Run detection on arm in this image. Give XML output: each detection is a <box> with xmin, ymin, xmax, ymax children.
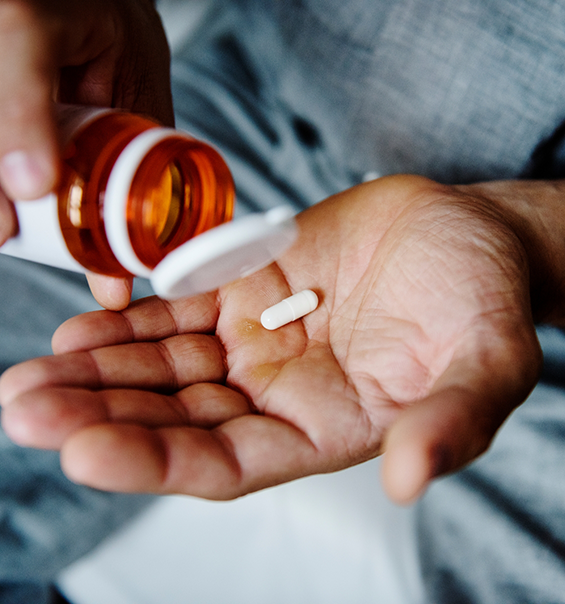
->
<box><xmin>1</xmin><ymin>174</ymin><xmax>560</xmax><ymax>504</ymax></box>
<box><xmin>0</xmin><ymin>0</ymin><xmax>173</xmax><ymax>309</ymax></box>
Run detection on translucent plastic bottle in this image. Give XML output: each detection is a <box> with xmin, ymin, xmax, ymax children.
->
<box><xmin>1</xmin><ymin>104</ymin><xmax>235</xmax><ymax>278</ymax></box>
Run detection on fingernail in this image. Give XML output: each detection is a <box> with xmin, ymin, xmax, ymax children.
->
<box><xmin>0</xmin><ymin>150</ymin><xmax>53</xmax><ymax>200</ymax></box>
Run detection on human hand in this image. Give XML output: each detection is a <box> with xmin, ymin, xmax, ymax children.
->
<box><xmin>0</xmin><ymin>0</ymin><xmax>173</xmax><ymax>309</ymax></box>
<box><xmin>1</xmin><ymin>175</ymin><xmax>557</xmax><ymax>504</ymax></box>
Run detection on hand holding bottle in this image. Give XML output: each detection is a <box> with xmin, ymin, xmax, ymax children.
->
<box><xmin>0</xmin><ymin>0</ymin><xmax>174</xmax><ymax>309</ymax></box>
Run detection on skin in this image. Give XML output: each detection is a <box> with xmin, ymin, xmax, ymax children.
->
<box><xmin>0</xmin><ymin>0</ymin><xmax>173</xmax><ymax>309</ymax></box>
<box><xmin>1</xmin><ymin>0</ymin><xmax>564</xmax><ymax>505</ymax></box>
<box><xmin>2</xmin><ymin>174</ymin><xmax>564</xmax><ymax>504</ymax></box>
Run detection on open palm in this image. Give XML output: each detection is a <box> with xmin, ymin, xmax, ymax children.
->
<box><xmin>0</xmin><ymin>175</ymin><xmax>542</xmax><ymax>503</ymax></box>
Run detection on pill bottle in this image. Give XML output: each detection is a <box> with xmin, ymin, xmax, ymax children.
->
<box><xmin>2</xmin><ymin>104</ymin><xmax>235</xmax><ymax>278</ymax></box>
<box><xmin>2</xmin><ymin>105</ymin><xmax>299</xmax><ymax>299</ymax></box>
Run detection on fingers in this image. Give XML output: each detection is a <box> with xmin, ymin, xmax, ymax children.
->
<box><xmin>85</xmin><ymin>273</ymin><xmax>134</xmax><ymax>311</ymax></box>
<box><xmin>2</xmin><ymin>382</ymin><xmax>251</xmax><ymax>450</ymax></box>
<box><xmin>1</xmin><ymin>332</ymin><xmax>231</xmax><ymax>451</ymax></box>
<box><xmin>0</xmin><ymin>1</ymin><xmax>59</xmax><ymax>201</ymax></box>
<box><xmin>380</xmin><ymin>329</ymin><xmax>542</xmax><ymax>504</ymax></box>
<box><xmin>52</xmin><ymin>293</ymin><xmax>219</xmax><ymax>354</ymax></box>
<box><xmin>0</xmin><ymin>1</ymin><xmax>60</xmax><ymax>247</ymax></box>
<box><xmin>1</xmin><ymin>333</ymin><xmax>227</xmax><ymax>406</ymax></box>
<box><xmin>59</xmin><ymin>415</ymin><xmax>318</xmax><ymax>498</ymax></box>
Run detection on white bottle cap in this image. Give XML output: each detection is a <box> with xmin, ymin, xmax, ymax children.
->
<box><xmin>103</xmin><ymin>128</ymin><xmax>299</xmax><ymax>298</ymax></box>
<box><xmin>150</xmin><ymin>206</ymin><xmax>298</xmax><ymax>299</ymax></box>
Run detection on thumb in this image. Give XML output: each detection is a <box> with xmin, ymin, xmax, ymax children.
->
<box><xmin>0</xmin><ymin>2</ymin><xmax>59</xmax><ymax>201</ymax></box>
<box><xmin>380</xmin><ymin>330</ymin><xmax>542</xmax><ymax>505</ymax></box>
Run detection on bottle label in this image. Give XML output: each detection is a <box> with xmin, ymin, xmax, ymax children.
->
<box><xmin>1</xmin><ymin>194</ymin><xmax>85</xmax><ymax>273</ymax></box>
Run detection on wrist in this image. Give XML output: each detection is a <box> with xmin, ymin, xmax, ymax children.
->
<box><xmin>457</xmin><ymin>179</ymin><xmax>565</xmax><ymax>325</ymax></box>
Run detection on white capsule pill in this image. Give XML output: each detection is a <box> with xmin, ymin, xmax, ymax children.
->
<box><xmin>261</xmin><ymin>289</ymin><xmax>319</xmax><ymax>330</ymax></box>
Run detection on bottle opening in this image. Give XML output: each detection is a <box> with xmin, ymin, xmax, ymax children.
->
<box><xmin>147</xmin><ymin>160</ymin><xmax>185</xmax><ymax>247</ymax></box>
<box><xmin>127</xmin><ymin>136</ymin><xmax>235</xmax><ymax>269</ymax></box>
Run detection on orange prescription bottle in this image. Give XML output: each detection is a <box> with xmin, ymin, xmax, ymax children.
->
<box><xmin>1</xmin><ymin>104</ymin><xmax>235</xmax><ymax>278</ymax></box>
<box><xmin>1</xmin><ymin>105</ymin><xmax>299</xmax><ymax>299</ymax></box>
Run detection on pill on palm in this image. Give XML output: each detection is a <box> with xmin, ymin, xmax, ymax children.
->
<box><xmin>260</xmin><ymin>289</ymin><xmax>319</xmax><ymax>330</ymax></box>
